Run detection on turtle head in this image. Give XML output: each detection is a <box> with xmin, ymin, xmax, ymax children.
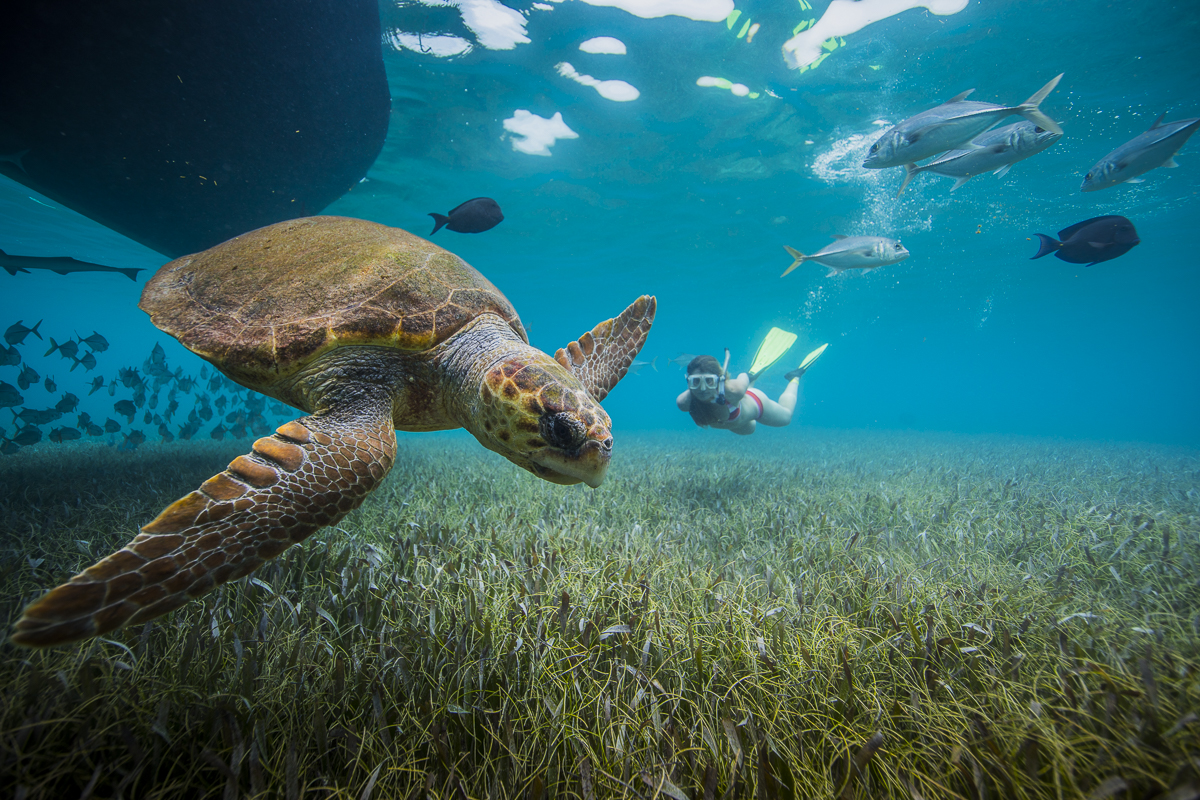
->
<box><xmin>474</xmin><ymin>355</ymin><xmax>612</xmax><ymax>488</ymax></box>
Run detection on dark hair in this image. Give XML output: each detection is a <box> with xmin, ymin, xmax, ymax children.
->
<box><xmin>685</xmin><ymin>354</ymin><xmax>728</xmax><ymax>427</ymax></box>
<box><xmin>686</xmin><ymin>354</ymin><xmax>723</xmax><ymax>376</ymax></box>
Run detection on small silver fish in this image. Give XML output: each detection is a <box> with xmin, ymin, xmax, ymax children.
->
<box><xmin>899</xmin><ymin>121</ymin><xmax>1062</xmax><ymax>195</ymax></box>
<box><xmin>667</xmin><ymin>353</ymin><xmax>696</xmax><ymax>370</ymax></box>
<box><xmin>864</xmin><ymin>74</ymin><xmax>1063</xmax><ymax>170</ymax></box>
<box><xmin>628</xmin><ymin>357</ymin><xmax>658</xmax><ymax>375</ymax></box>
<box><xmin>782</xmin><ymin>236</ymin><xmax>909</xmax><ymax>278</ymax></box>
<box><xmin>1081</xmin><ymin>113</ymin><xmax>1199</xmax><ymax>192</ymax></box>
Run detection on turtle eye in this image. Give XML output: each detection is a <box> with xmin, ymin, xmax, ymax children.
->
<box><xmin>539</xmin><ymin>411</ymin><xmax>586</xmax><ymax>451</ymax></box>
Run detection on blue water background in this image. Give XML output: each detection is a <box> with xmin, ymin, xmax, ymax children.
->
<box><xmin>2</xmin><ymin>0</ymin><xmax>1197</xmax><ymax>448</ymax></box>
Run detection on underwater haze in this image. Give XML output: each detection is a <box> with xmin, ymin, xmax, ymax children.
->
<box><xmin>1</xmin><ymin>0</ymin><xmax>1198</xmax><ymax>446</ymax></box>
<box><xmin>3</xmin><ymin>1</ymin><xmax>1200</xmax><ymax>798</ymax></box>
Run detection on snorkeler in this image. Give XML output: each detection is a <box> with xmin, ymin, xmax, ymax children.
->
<box><xmin>676</xmin><ymin>328</ymin><xmax>827</xmax><ymax>435</ymax></box>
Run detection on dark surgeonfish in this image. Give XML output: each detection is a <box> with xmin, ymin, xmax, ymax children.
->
<box><xmin>0</xmin><ymin>438</ymin><xmax>18</xmax><ymax>455</ymax></box>
<box><xmin>1082</xmin><ymin>114</ymin><xmax>1199</xmax><ymax>192</ymax></box>
<box><xmin>0</xmin><ymin>381</ymin><xmax>22</xmax><ymax>408</ymax></box>
<box><xmin>864</xmin><ymin>75</ymin><xmax>1063</xmax><ymax>169</ymax></box>
<box><xmin>48</xmin><ymin>426</ymin><xmax>81</xmax><ymax>443</ymax></box>
<box><xmin>72</xmin><ymin>351</ymin><xmax>97</xmax><ymax>372</ymax></box>
<box><xmin>121</xmin><ymin>430</ymin><xmax>146</xmax><ymax>450</ymax></box>
<box><xmin>43</xmin><ymin>375</ymin><xmax>55</xmax><ymax>392</ymax></box>
<box><xmin>17</xmin><ymin>363</ymin><xmax>39</xmax><ymax>390</ymax></box>
<box><xmin>1031</xmin><ymin>216</ymin><xmax>1140</xmax><ymax>266</ymax></box>
<box><xmin>55</xmin><ymin>393</ymin><xmax>79</xmax><ymax>413</ymax></box>
<box><xmin>79</xmin><ymin>331</ymin><xmax>109</xmax><ymax>352</ymax></box>
<box><xmin>113</xmin><ymin>399</ymin><xmax>137</xmax><ymax>421</ymax></box>
<box><xmin>0</xmin><ymin>250</ymin><xmax>143</xmax><ymax>281</ymax></box>
<box><xmin>88</xmin><ymin>375</ymin><xmax>105</xmax><ymax>395</ymax></box>
<box><xmin>103</xmin><ymin>417</ymin><xmax>121</xmax><ymax>433</ymax></box>
<box><xmin>45</xmin><ymin>337</ymin><xmax>79</xmax><ymax>360</ymax></box>
<box><xmin>429</xmin><ymin>197</ymin><xmax>504</xmax><ymax>235</ymax></box>
<box><xmin>0</xmin><ymin>345</ymin><xmax>20</xmax><ymax>367</ymax></box>
<box><xmin>15</xmin><ymin>408</ymin><xmax>60</xmax><ymax>425</ymax></box>
<box><xmin>4</xmin><ymin>319</ymin><xmax>42</xmax><ymax>345</ymax></box>
<box><xmin>13</xmin><ymin>425</ymin><xmax>41</xmax><ymax>446</ymax></box>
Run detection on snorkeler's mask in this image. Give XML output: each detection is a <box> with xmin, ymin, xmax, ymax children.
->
<box><xmin>687</xmin><ymin>374</ymin><xmax>719</xmax><ymax>390</ymax></box>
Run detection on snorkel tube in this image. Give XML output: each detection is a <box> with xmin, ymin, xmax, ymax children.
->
<box><xmin>717</xmin><ymin>348</ymin><xmax>730</xmax><ymax>404</ymax></box>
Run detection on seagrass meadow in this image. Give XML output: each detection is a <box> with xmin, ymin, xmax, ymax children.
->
<box><xmin>1</xmin><ymin>430</ymin><xmax>1198</xmax><ymax>800</ymax></box>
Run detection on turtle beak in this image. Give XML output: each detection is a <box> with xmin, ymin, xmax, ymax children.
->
<box><xmin>532</xmin><ymin>434</ymin><xmax>612</xmax><ymax>488</ymax></box>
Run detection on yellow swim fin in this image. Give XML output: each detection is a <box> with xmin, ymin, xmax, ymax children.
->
<box><xmin>748</xmin><ymin>327</ymin><xmax>797</xmax><ymax>379</ymax></box>
<box><xmin>784</xmin><ymin>343</ymin><xmax>828</xmax><ymax>381</ymax></box>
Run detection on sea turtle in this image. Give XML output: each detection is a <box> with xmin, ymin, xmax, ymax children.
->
<box><xmin>12</xmin><ymin>216</ymin><xmax>655</xmax><ymax>647</ymax></box>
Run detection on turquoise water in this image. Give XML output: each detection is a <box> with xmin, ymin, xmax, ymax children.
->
<box><xmin>2</xmin><ymin>0</ymin><xmax>1198</xmax><ymax>450</ymax></box>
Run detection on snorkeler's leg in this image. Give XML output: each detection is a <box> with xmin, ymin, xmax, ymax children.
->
<box><xmin>757</xmin><ymin>382</ymin><xmax>799</xmax><ymax>427</ymax></box>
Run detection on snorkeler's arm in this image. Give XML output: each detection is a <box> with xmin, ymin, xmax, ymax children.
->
<box><xmin>676</xmin><ymin>389</ymin><xmax>692</xmax><ymax>411</ymax></box>
<box><xmin>724</xmin><ymin>373</ymin><xmax>751</xmax><ymax>401</ymax></box>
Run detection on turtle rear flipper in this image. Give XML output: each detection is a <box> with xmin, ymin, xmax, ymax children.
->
<box><xmin>554</xmin><ymin>295</ymin><xmax>656</xmax><ymax>402</ymax></box>
<box><xmin>11</xmin><ymin>392</ymin><xmax>397</xmax><ymax>648</ymax></box>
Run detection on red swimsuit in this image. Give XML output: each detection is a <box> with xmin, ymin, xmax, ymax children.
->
<box><xmin>726</xmin><ymin>390</ymin><xmax>764</xmax><ymax>423</ymax></box>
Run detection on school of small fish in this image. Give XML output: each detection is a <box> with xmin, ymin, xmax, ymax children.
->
<box><xmin>0</xmin><ymin>321</ymin><xmax>295</xmax><ymax>455</ymax></box>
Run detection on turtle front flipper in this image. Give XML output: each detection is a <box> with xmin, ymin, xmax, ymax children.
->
<box><xmin>554</xmin><ymin>295</ymin><xmax>656</xmax><ymax>401</ymax></box>
<box><xmin>11</xmin><ymin>393</ymin><xmax>397</xmax><ymax>648</ymax></box>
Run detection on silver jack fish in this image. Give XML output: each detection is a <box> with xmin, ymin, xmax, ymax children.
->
<box><xmin>864</xmin><ymin>74</ymin><xmax>1063</xmax><ymax>170</ymax></box>
<box><xmin>782</xmin><ymin>236</ymin><xmax>909</xmax><ymax>278</ymax></box>
<box><xmin>899</xmin><ymin>121</ymin><xmax>1063</xmax><ymax>195</ymax></box>
<box><xmin>1080</xmin><ymin>113</ymin><xmax>1199</xmax><ymax>192</ymax></box>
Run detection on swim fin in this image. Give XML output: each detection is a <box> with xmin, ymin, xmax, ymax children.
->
<box><xmin>784</xmin><ymin>343</ymin><xmax>828</xmax><ymax>381</ymax></box>
<box><xmin>748</xmin><ymin>327</ymin><xmax>797</xmax><ymax>380</ymax></box>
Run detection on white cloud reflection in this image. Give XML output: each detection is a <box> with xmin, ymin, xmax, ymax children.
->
<box><xmin>386</xmin><ymin>30</ymin><xmax>474</xmax><ymax>57</ymax></box>
<box><xmin>503</xmin><ymin>110</ymin><xmax>579</xmax><ymax>156</ymax></box>
<box><xmin>409</xmin><ymin>0</ymin><xmax>530</xmax><ymax>50</ymax></box>
<box><xmin>557</xmin><ymin>62</ymin><xmax>640</xmax><ymax>102</ymax></box>
<box><xmin>579</xmin><ymin>36</ymin><xmax>627</xmax><ymax>55</ymax></box>
<box><xmin>783</xmin><ymin>0</ymin><xmax>969</xmax><ymax>70</ymax></box>
<box><xmin>575</xmin><ymin>0</ymin><xmax>732</xmax><ymax>22</ymax></box>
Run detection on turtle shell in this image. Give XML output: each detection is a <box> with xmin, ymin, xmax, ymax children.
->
<box><xmin>139</xmin><ymin>216</ymin><xmax>526</xmax><ymax>387</ymax></box>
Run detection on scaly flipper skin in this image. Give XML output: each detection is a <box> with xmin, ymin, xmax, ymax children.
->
<box><xmin>555</xmin><ymin>295</ymin><xmax>656</xmax><ymax>402</ymax></box>
<box><xmin>12</xmin><ymin>390</ymin><xmax>396</xmax><ymax>647</ymax></box>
